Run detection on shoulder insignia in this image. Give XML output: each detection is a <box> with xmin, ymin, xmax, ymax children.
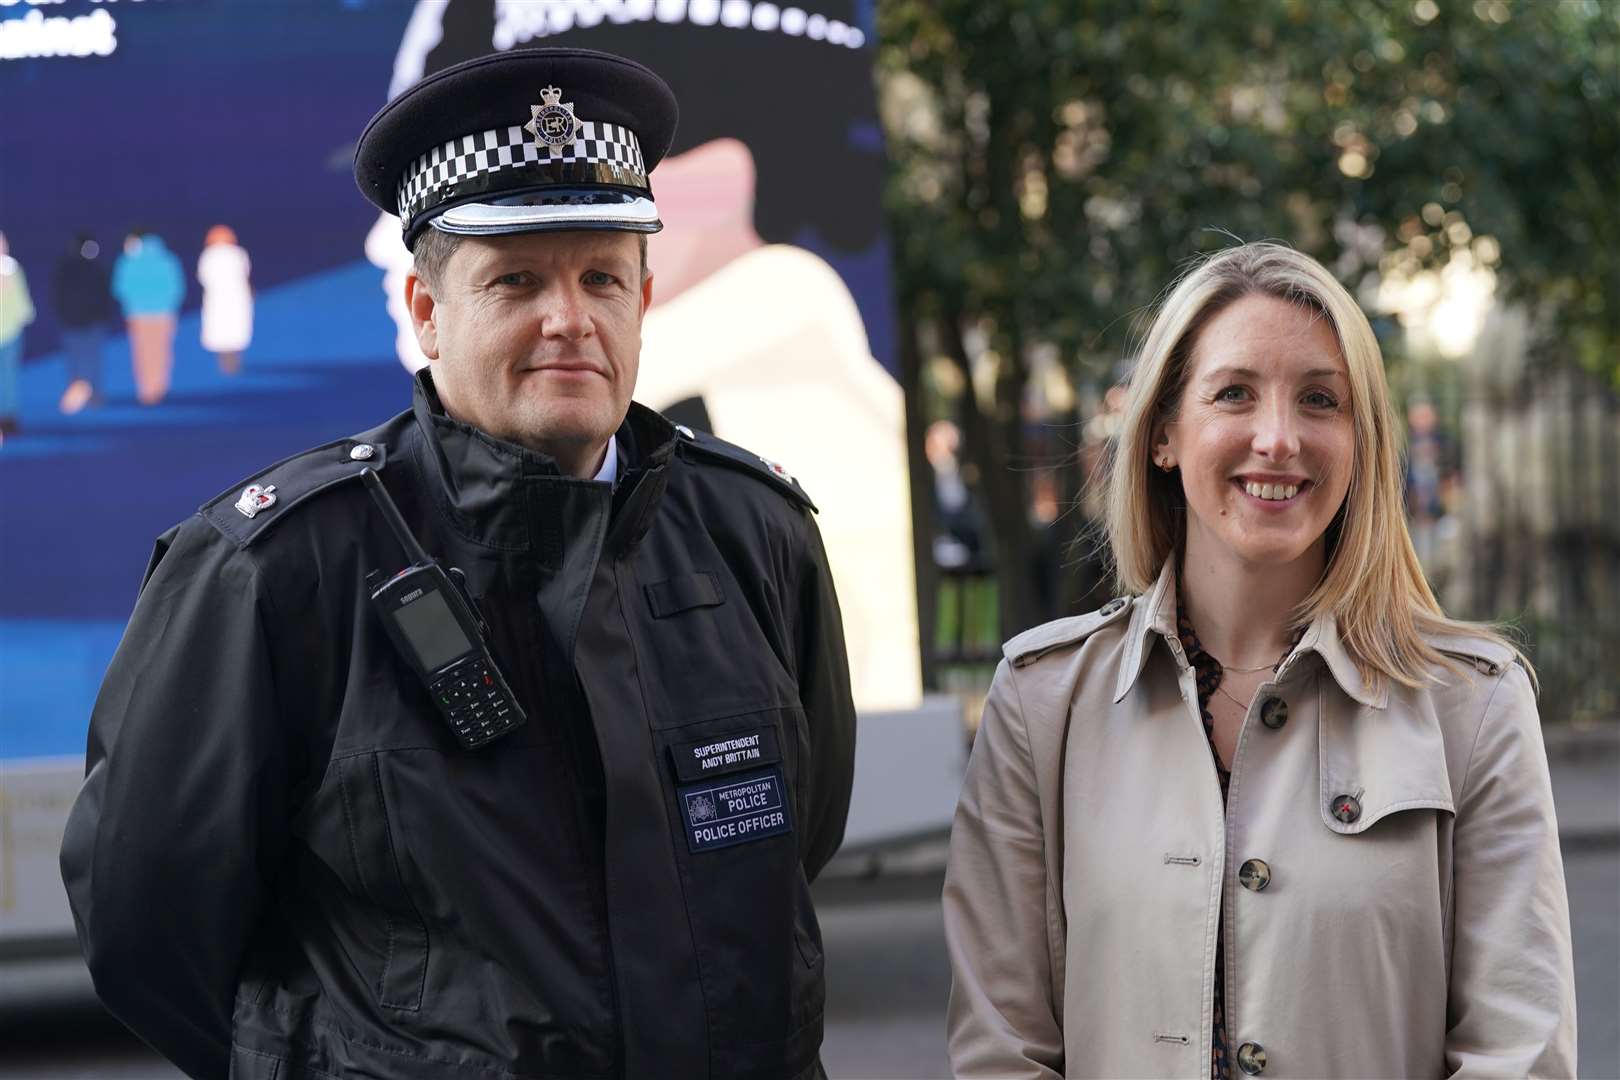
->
<box><xmin>1004</xmin><ymin>596</ymin><xmax>1134</xmax><ymax>668</ymax></box>
<box><xmin>1431</xmin><ymin>633</ymin><xmax>1518</xmax><ymax>678</ymax></box>
<box><xmin>200</xmin><ymin>428</ymin><xmax>392</xmax><ymax>548</ymax></box>
<box><xmin>675</xmin><ymin>426</ymin><xmax>817</xmax><ymax>512</ymax></box>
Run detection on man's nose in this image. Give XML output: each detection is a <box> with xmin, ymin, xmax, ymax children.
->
<box><xmin>539</xmin><ymin>285</ymin><xmax>593</xmax><ymax>340</ymax></box>
<box><xmin>1251</xmin><ymin>398</ymin><xmax>1301</xmax><ymax>460</ymax></box>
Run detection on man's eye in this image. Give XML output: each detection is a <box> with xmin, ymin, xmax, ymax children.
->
<box><xmin>583</xmin><ymin>271</ymin><xmax>618</xmax><ymax>287</ymax></box>
<box><xmin>494</xmin><ymin>272</ymin><xmax>528</xmax><ymax>286</ymax></box>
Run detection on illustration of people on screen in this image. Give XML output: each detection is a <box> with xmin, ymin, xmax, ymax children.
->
<box><xmin>52</xmin><ymin>232</ymin><xmax>117</xmax><ymax>415</ymax></box>
<box><xmin>373</xmin><ymin>1</ymin><xmax>920</xmax><ymax>711</ymax></box>
<box><xmin>112</xmin><ymin>231</ymin><xmax>184</xmax><ymax>406</ymax></box>
<box><xmin>198</xmin><ymin>226</ymin><xmax>253</xmax><ymax>376</ymax></box>
<box><xmin>0</xmin><ymin>230</ymin><xmax>35</xmax><ymax>442</ymax></box>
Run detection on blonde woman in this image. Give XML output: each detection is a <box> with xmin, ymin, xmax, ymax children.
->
<box><xmin>943</xmin><ymin>242</ymin><xmax>1575</xmax><ymax>1078</ymax></box>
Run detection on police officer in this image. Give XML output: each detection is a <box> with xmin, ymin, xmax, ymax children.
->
<box><xmin>60</xmin><ymin>48</ymin><xmax>856</xmax><ymax>1080</ymax></box>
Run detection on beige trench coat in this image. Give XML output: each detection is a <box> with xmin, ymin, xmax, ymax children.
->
<box><xmin>944</xmin><ymin>562</ymin><xmax>1576</xmax><ymax>1078</ymax></box>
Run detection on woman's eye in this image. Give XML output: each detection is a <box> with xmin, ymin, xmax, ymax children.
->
<box><xmin>1303</xmin><ymin>390</ymin><xmax>1340</xmax><ymax>409</ymax></box>
<box><xmin>1215</xmin><ymin>386</ymin><xmax>1249</xmax><ymax>403</ymax></box>
<box><xmin>494</xmin><ymin>272</ymin><xmax>527</xmax><ymax>286</ymax></box>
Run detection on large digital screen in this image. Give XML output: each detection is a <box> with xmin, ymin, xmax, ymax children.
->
<box><xmin>0</xmin><ymin>0</ymin><xmax>916</xmax><ymax>774</ymax></box>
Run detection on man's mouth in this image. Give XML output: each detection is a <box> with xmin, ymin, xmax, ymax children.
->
<box><xmin>527</xmin><ymin>362</ymin><xmax>602</xmax><ymax>376</ymax></box>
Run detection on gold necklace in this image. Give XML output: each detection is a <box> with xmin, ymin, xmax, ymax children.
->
<box><xmin>1214</xmin><ymin>679</ymin><xmax>1253</xmax><ymax>710</ymax></box>
<box><xmin>1210</xmin><ymin>657</ymin><xmax>1276</xmax><ymax>674</ymax></box>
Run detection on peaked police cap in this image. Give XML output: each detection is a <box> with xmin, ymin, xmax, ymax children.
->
<box><xmin>354</xmin><ymin>48</ymin><xmax>679</xmax><ymax>246</ymax></box>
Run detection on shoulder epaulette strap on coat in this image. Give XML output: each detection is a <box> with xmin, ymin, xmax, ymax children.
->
<box><xmin>674</xmin><ymin>426</ymin><xmax>817</xmax><ymax>512</ymax></box>
<box><xmin>199</xmin><ymin>431</ymin><xmax>390</xmax><ymax>548</ymax></box>
<box><xmin>1003</xmin><ymin>595</ymin><xmax>1133</xmax><ymax>668</ymax></box>
<box><xmin>1431</xmin><ymin>633</ymin><xmax>1518</xmax><ymax>678</ymax></box>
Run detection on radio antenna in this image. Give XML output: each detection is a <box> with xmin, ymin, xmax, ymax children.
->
<box><xmin>361</xmin><ymin>467</ymin><xmax>432</xmax><ymax>567</ymax></box>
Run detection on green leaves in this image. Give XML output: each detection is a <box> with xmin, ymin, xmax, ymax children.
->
<box><xmin>878</xmin><ymin>0</ymin><xmax>1619</xmax><ymax>378</ymax></box>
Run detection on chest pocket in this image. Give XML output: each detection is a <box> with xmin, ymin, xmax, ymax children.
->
<box><xmin>1318</xmin><ymin>694</ymin><xmax>1457</xmax><ymax>836</ymax></box>
<box><xmin>645</xmin><ymin>571</ymin><xmax>723</xmax><ymax>618</ymax></box>
<box><xmin>632</xmin><ymin>562</ymin><xmax>797</xmax><ymax>726</ymax></box>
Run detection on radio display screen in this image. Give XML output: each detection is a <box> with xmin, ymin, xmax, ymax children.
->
<box><xmin>391</xmin><ymin>589</ymin><xmax>473</xmax><ymax>672</ymax></box>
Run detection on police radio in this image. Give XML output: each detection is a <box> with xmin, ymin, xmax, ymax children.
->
<box><xmin>360</xmin><ymin>468</ymin><xmax>527</xmax><ymax>749</ymax></box>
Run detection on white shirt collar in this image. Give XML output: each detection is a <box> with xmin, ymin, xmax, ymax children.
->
<box><xmin>591</xmin><ymin>436</ymin><xmax>619</xmax><ymax>486</ymax></box>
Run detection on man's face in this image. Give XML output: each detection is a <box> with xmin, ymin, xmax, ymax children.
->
<box><xmin>407</xmin><ymin>230</ymin><xmax>652</xmax><ymax>466</ymax></box>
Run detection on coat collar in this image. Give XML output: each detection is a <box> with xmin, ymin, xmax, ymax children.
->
<box><xmin>1113</xmin><ymin>560</ymin><xmax>1178</xmax><ymax>703</ymax></box>
<box><xmin>1290</xmin><ymin>608</ymin><xmax>1389</xmax><ymax>708</ymax></box>
<box><xmin>409</xmin><ymin>369</ymin><xmax>679</xmax><ymax>551</ymax></box>
<box><xmin>1113</xmin><ymin>558</ymin><xmax>1388</xmax><ymax>709</ymax></box>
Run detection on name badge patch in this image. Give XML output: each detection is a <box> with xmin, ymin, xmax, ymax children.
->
<box><xmin>678</xmin><ymin>767</ymin><xmax>793</xmax><ymax>853</ymax></box>
<box><xmin>670</xmin><ymin>726</ymin><xmax>782</xmax><ymax>782</ymax></box>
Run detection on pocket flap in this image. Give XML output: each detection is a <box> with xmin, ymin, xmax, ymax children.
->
<box><xmin>1319</xmin><ymin>692</ymin><xmax>1456</xmax><ymax>835</ymax></box>
<box><xmin>645</xmin><ymin>571</ymin><xmax>724</xmax><ymax>618</ymax></box>
<box><xmin>669</xmin><ymin>725</ymin><xmax>782</xmax><ymax>782</ymax></box>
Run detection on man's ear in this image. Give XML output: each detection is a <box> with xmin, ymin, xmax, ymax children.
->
<box><xmin>405</xmin><ymin>271</ymin><xmax>440</xmax><ymax>360</ymax></box>
<box><xmin>640</xmin><ymin>269</ymin><xmax>655</xmax><ymax>316</ymax></box>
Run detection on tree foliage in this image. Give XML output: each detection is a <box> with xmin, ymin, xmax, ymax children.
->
<box><xmin>878</xmin><ymin>0</ymin><xmax>1619</xmax><ymax>639</ymax></box>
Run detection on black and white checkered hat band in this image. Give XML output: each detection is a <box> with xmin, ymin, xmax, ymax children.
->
<box><xmin>397</xmin><ymin>120</ymin><xmax>648</xmax><ymax>225</ymax></box>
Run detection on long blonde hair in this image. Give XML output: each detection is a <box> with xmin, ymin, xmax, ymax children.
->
<box><xmin>1105</xmin><ymin>241</ymin><xmax>1528</xmax><ymax>691</ymax></box>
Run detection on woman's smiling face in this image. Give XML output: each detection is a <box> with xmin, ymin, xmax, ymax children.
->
<box><xmin>1159</xmin><ymin>292</ymin><xmax>1356</xmax><ymax>574</ymax></box>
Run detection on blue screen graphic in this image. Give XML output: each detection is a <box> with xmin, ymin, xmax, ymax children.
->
<box><xmin>0</xmin><ymin>0</ymin><xmax>898</xmax><ymax>757</ymax></box>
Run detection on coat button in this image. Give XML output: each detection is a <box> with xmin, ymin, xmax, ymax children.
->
<box><xmin>1236</xmin><ymin>1041</ymin><xmax>1268</xmax><ymax>1074</ymax></box>
<box><xmin>1258</xmin><ymin>696</ymin><xmax>1288</xmax><ymax>729</ymax></box>
<box><xmin>1100</xmin><ymin>597</ymin><xmax>1127</xmax><ymax>616</ymax></box>
<box><xmin>349</xmin><ymin>443</ymin><xmax>376</xmax><ymax>461</ymax></box>
<box><xmin>1238</xmin><ymin>858</ymin><xmax>1271</xmax><ymax>891</ymax></box>
<box><xmin>1331</xmin><ymin>794</ymin><xmax>1362</xmax><ymax>824</ymax></box>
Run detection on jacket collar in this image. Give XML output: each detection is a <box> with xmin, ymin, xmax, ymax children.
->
<box><xmin>1113</xmin><ymin>558</ymin><xmax>1387</xmax><ymax>708</ymax></box>
<box><xmin>1290</xmin><ymin>612</ymin><xmax>1389</xmax><ymax>708</ymax></box>
<box><xmin>1113</xmin><ymin>560</ymin><xmax>1179</xmax><ymax>703</ymax></box>
<box><xmin>409</xmin><ymin>369</ymin><xmax>679</xmax><ymax>551</ymax></box>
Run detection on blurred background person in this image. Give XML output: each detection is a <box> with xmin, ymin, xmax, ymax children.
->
<box><xmin>112</xmin><ymin>230</ymin><xmax>185</xmax><ymax>406</ymax></box>
<box><xmin>925</xmin><ymin>418</ymin><xmax>984</xmax><ymax>571</ymax></box>
<box><xmin>0</xmin><ymin>229</ymin><xmax>36</xmax><ymax>440</ymax></box>
<box><xmin>1403</xmin><ymin>397</ymin><xmax>1458</xmax><ymax>571</ymax></box>
<box><xmin>198</xmin><ymin>225</ymin><xmax>253</xmax><ymax>375</ymax></box>
<box><xmin>51</xmin><ymin>232</ymin><xmax>115</xmax><ymax>415</ymax></box>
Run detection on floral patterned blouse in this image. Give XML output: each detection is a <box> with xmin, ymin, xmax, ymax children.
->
<box><xmin>1175</xmin><ymin>604</ymin><xmax>1303</xmax><ymax>1080</ymax></box>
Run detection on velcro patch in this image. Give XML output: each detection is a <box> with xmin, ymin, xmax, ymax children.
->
<box><xmin>677</xmin><ymin>768</ymin><xmax>793</xmax><ymax>854</ymax></box>
<box><xmin>670</xmin><ymin>727</ymin><xmax>782</xmax><ymax>783</ymax></box>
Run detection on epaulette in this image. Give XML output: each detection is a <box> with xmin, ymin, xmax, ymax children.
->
<box><xmin>672</xmin><ymin>425</ymin><xmax>817</xmax><ymax>512</ymax></box>
<box><xmin>1004</xmin><ymin>595</ymin><xmax>1134</xmax><ymax>668</ymax></box>
<box><xmin>1430</xmin><ymin>633</ymin><xmax>1518</xmax><ymax>678</ymax></box>
<box><xmin>200</xmin><ymin>430</ymin><xmax>391</xmax><ymax>548</ymax></box>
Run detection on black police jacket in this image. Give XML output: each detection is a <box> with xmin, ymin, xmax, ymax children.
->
<box><xmin>60</xmin><ymin>374</ymin><xmax>857</xmax><ymax>1080</ymax></box>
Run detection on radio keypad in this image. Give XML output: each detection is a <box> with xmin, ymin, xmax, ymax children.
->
<box><xmin>428</xmin><ymin>656</ymin><xmax>523</xmax><ymax>748</ymax></box>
